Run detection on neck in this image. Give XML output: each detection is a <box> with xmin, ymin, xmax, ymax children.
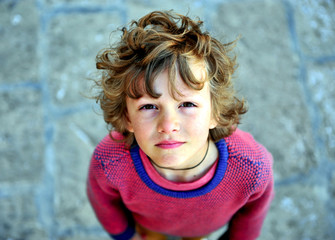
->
<box><xmin>150</xmin><ymin>140</ymin><xmax>218</xmax><ymax>182</ymax></box>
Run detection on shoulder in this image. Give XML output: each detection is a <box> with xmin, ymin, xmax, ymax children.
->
<box><xmin>93</xmin><ymin>131</ymin><xmax>132</xmax><ymax>169</ymax></box>
<box><xmin>224</xmin><ymin>129</ymin><xmax>273</xmax><ymax>192</ymax></box>
<box><xmin>90</xmin><ymin>132</ymin><xmax>137</xmax><ymax>190</ymax></box>
<box><xmin>225</xmin><ymin>128</ymin><xmax>272</xmax><ymax>163</ymax></box>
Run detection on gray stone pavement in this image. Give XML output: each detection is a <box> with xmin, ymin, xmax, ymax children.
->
<box><xmin>0</xmin><ymin>0</ymin><xmax>334</xmax><ymax>239</ymax></box>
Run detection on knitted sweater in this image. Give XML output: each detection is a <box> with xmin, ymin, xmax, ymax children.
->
<box><xmin>87</xmin><ymin>129</ymin><xmax>274</xmax><ymax>240</ymax></box>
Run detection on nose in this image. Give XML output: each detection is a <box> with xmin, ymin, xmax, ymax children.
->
<box><xmin>157</xmin><ymin>109</ymin><xmax>180</xmax><ymax>134</ymax></box>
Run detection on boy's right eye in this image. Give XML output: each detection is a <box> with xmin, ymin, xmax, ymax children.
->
<box><xmin>139</xmin><ymin>104</ymin><xmax>157</xmax><ymax>110</ymax></box>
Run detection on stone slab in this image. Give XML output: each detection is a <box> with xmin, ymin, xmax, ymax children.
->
<box><xmin>0</xmin><ymin>88</ymin><xmax>44</xmax><ymax>183</ymax></box>
<box><xmin>260</xmin><ymin>183</ymin><xmax>334</xmax><ymax>240</ymax></box>
<box><xmin>330</xmin><ymin>170</ymin><xmax>335</xmax><ymax>227</ymax></box>
<box><xmin>53</xmin><ymin>109</ymin><xmax>108</xmax><ymax>234</ymax></box>
<box><xmin>306</xmin><ymin>61</ymin><xmax>335</xmax><ymax>162</ymax></box>
<box><xmin>211</xmin><ymin>0</ymin><xmax>316</xmax><ymax>181</ymax></box>
<box><xmin>290</xmin><ymin>0</ymin><xmax>335</xmax><ymax>57</ymax></box>
<box><xmin>46</xmin><ymin>10</ymin><xmax>123</xmax><ymax>107</ymax></box>
<box><xmin>0</xmin><ymin>0</ymin><xmax>39</xmax><ymax>83</ymax></box>
<box><xmin>0</xmin><ymin>193</ymin><xmax>47</xmax><ymax>240</ymax></box>
<box><xmin>125</xmin><ymin>0</ymin><xmax>207</xmax><ymax>25</ymax></box>
<box><xmin>58</xmin><ymin>236</ymin><xmax>111</xmax><ymax>240</ymax></box>
<box><xmin>1</xmin><ymin>0</ymin><xmax>334</xmax><ymax>239</ymax></box>
<box><xmin>44</xmin><ymin>0</ymin><xmax>114</xmax><ymax>7</ymax></box>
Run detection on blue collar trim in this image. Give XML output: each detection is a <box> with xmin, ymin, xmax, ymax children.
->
<box><xmin>130</xmin><ymin>139</ymin><xmax>228</xmax><ymax>198</ymax></box>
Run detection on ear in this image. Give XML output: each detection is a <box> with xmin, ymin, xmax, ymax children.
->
<box><xmin>125</xmin><ymin>112</ymin><xmax>134</xmax><ymax>133</ymax></box>
<box><xmin>209</xmin><ymin>112</ymin><xmax>218</xmax><ymax>129</ymax></box>
<box><xmin>209</xmin><ymin>120</ymin><xmax>218</xmax><ymax>130</ymax></box>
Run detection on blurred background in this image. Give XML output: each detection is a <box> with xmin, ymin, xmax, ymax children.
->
<box><xmin>0</xmin><ymin>0</ymin><xmax>334</xmax><ymax>239</ymax></box>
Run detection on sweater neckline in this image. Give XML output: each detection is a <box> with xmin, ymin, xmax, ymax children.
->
<box><xmin>130</xmin><ymin>139</ymin><xmax>228</xmax><ymax>198</ymax></box>
<box><xmin>139</xmin><ymin>149</ymin><xmax>219</xmax><ymax>191</ymax></box>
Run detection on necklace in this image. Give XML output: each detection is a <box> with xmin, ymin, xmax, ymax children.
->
<box><xmin>149</xmin><ymin>139</ymin><xmax>210</xmax><ymax>171</ymax></box>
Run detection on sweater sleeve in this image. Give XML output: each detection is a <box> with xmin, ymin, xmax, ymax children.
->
<box><xmin>220</xmin><ymin>150</ymin><xmax>274</xmax><ymax>240</ymax></box>
<box><xmin>87</xmin><ymin>156</ymin><xmax>135</xmax><ymax>240</ymax></box>
<box><xmin>223</xmin><ymin>176</ymin><xmax>274</xmax><ymax>240</ymax></box>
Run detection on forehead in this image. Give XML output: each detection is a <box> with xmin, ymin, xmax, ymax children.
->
<box><xmin>152</xmin><ymin>67</ymin><xmax>210</xmax><ymax>100</ymax></box>
<box><xmin>163</xmin><ymin>61</ymin><xmax>207</xmax><ymax>97</ymax></box>
<box><xmin>184</xmin><ymin>58</ymin><xmax>207</xmax><ymax>79</ymax></box>
<box><xmin>127</xmin><ymin>57</ymin><xmax>208</xmax><ymax>99</ymax></box>
<box><xmin>153</xmin><ymin>68</ymin><xmax>204</xmax><ymax>93</ymax></box>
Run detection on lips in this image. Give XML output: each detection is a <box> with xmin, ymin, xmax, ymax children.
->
<box><xmin>155</xmin><ymin>141</ymin><xmax>185</xmax><ymax>149</ymax></box>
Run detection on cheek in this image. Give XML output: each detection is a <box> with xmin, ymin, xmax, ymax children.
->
<box><xmin>131</xmin><ymin>121</ymin><xmax>154</xmax><ymax>140</ymax></box>
<box><xmin>126</xmin><ymin>110</ymin><xmax>153</xmax><ymax>133</ymax></box>
<box><xmin>186</xmin><ymin>114</ymin><xmax>212</xmax><ymax>134</ymax></box>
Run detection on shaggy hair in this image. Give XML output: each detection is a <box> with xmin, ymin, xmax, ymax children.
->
<box><xmin>94</xmin><ymin>10</ymin><xmax>247</xmax><ymax>146</ymax></box>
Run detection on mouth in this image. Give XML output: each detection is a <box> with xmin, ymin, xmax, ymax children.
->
<box><xmin>155</xmin><ymin>141</ymin><xmax>185</xmax><ymax>149</ymax></box>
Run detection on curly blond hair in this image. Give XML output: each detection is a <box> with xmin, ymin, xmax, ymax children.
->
<box><xmin>94</xmin><ymin>10</ymin><xmax>247</xmax><ymax>146</ymax></box>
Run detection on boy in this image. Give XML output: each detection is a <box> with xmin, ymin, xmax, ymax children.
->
<box><xmin>87</xmin><ymin>10</ymin><xmax>274</xmax><ymax>240</ymax></box>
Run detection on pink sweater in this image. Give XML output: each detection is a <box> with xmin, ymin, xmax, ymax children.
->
<box><xmin>87</xmin><ymin>129</ymin><xmax>274</xmax><ymax>240</ymax></box>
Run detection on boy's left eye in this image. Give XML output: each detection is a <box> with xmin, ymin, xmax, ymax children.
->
<box><xmin>179</xmin><ymin>102</ymin><xmax>196</xmax><ymax>108</ymax></box>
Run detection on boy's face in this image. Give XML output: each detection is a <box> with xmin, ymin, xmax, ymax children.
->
<box><xmin>126</xmin><ymin>62</ymin><xmax>217</xmax><ymax>170</ymax></box>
